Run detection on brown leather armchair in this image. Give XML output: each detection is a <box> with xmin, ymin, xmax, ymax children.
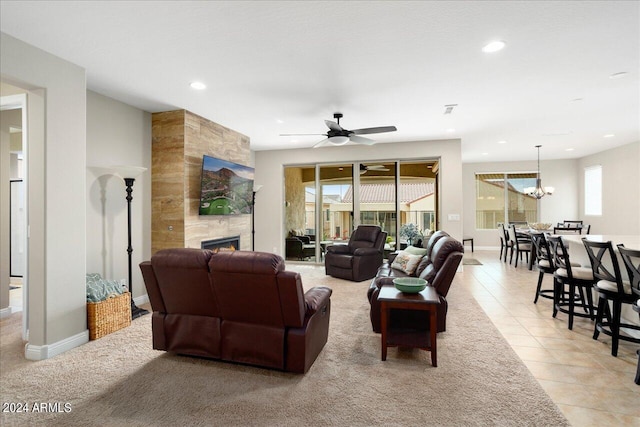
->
<box><xmin>367</xmin><ymin>234</ymin><xmax>464</xmax><ymax>332</ymax></box>
<box><xmin>140</xmin><ymin>248</ymin><xmax>332</xmax><ymax>373</ymax></box>
<box><xmin>324</xmin><ymin>225</ymin><xmax>387</xmax><ymax>282</ymax></box>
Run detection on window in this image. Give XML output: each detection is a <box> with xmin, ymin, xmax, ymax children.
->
<box><xmin>475</xmin><ymin>173</ymin><xmax>538</xmax><ymax>229</ymax></box>
<box><xmin>584</xmin><ymin>165</ymin><xmax>602</xmax><ymax>216</ymax></box>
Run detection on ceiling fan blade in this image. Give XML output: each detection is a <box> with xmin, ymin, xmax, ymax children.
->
<box><xmin>312</xmin><ymin>138</ymin><xmax>331</xmax><ymax>148</ymax></box>
<box><xmin>350</xmin><ymin>126</ymin><xmax>397</xmax><ymax>135</ymax></box>
<box><xmin>349</xmin><ymin>135</ymin><xmax>376</xmax><ymax>145</ymax></box>
<box><xmin>325</xmin><ymin>120</ymin><xmax>343</xmax><ymax>132</ymax></box>
<box><xmin>280</xmin><ymin>133</ymin><xmax>326</xmax><ymax>136</ymax></box>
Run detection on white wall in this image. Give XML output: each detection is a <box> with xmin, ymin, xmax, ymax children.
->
<box><xmin>254</xmin><ymin>139</ymin><xmax>463</xmax><ymax>255</ymax></box>
<box><xmin>578</xmin><ymin>141</ymin><xmax>640</xmax><ymax>235</ymax></box>
<box><xmin>462</xmin><ymin>159</ymin><xmax>579</xmax><ymax>248</ymax></box>
<box><xmin>86</xmin><ymin>91</ymin><xmax>151</xmax><ymax>299</ymax></box>
<box><xmin>1</xmin><ymin>32</ymin><xmax>87</xmax><ymax>353</ymax></box>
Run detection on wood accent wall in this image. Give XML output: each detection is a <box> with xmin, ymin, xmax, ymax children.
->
<box><xmin>151</xmin><ymin>110</ymin><xmax>251</xmax><ymax>254</ymax></box>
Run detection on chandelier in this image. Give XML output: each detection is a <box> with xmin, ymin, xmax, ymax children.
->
<box><xmin>524</xmin><ymin>145</ymin><xmax>554</xmax><ymax>199</ymax></box>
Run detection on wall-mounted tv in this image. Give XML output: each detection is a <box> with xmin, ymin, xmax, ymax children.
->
<box><xmin>199</xmin><ymin>155</ymin><xmax>254</xmax><ymax>215</ymax></box>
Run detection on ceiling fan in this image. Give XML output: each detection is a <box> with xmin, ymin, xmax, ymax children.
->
<box><xmin>360</xmin><ymin>164</ymin><xmax>390</xmax><ymax>174</ymax></box>
<box><xmin>280</xmin><ymin>113</ymin><xmax>397</xmax><ymax>148</ymax></box>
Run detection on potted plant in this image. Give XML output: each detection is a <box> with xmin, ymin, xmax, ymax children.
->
<box><xmin>399</xmin><ymin>223</ymin><xmax>422</xmax><ymax>246</ymax></box>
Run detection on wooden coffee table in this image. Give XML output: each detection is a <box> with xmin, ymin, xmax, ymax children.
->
<box><xmin>377</xmin><ymin>285</ymin><xmax>440</xmax><ymax>366</ymax></box>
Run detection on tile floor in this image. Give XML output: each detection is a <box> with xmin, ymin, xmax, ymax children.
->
<box><xmin>461</xmin><ymin>250</ymin><xmax>640</xmax><ymax>427</ymax></box>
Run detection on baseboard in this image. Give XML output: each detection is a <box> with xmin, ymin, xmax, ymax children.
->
<box><xmin>25</xmin><ymin>329</ymin><xmax>89</xmax><ymax>360</ymax></box>
<box><xmin>0</xmin><ymin>306</ymin><xmax>12</xmax><ymax>319</ymax></box>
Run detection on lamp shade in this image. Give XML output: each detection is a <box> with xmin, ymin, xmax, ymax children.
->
<box><xmin>108</xmin><ymin>165</ymin><xmax>147</xmax><ymax>180</ymax></box>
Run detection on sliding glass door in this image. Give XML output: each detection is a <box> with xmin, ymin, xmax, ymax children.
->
<box><xmin>284</xmin><ymin>159</ymin><xmax>438</xmax><ymax>263</ymax></box>
<box><xmin>319</xmin><ymin>164</ymin><xmax>353</xmax><ymax>242</ymax></box>
<box><xmin>398</xmin><ymin>161</ymin><xmax>437</xmax><ymax>248</ymax></box>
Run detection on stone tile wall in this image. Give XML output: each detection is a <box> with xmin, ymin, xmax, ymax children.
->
<box><xmin>151</xmin><ymin>110</ymin><xmax>251</xmax><ymax>254</ymax></box>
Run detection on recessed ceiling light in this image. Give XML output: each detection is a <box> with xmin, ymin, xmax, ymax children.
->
<box><xmin>482</xmin><ymin>152</ymin><xmax>489</xmax><ymax>156</ymax></box>
<box><xmin>565</xmin><ymin>148</ymin><xmax>574</xmax><ymax>152</ymax></box>
<box><xmin>497</xmin><ymin>140</ymin><xmax>507</xmax><ymax>144</ymax></box>
<box><xmin>609</xmin><ymin>72</ymin><xmax>628</xmax><ymax>79</ymax></box>
<box><xmin>276</xmin><ymin>119</ymin><xmax>284</xmax><ymax>124</ymax></box>
<box><xmin>603</xmin><ymin>134</ymin><xmax>615</xmax><ymax>138</ymax></box>
<box><xmin>190</xmin><ymin>81</ymin><xmax>206</xmax><ymax>90</ymax></box>
<box><xmin>482</xmin><ymin>40</ymin><xmax>506</xmax><ymax>53</ymax></box>
<box><xmin>446</xmin><ymin>128</ymin><xmax>456</xmax><ymax>133</ymax></box>
<box><xmin>571</xmin><ymin>98</ymin><xmax>584</xmax><ymax>102</ymax></box>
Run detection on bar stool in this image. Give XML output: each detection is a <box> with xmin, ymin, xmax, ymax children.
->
<box><xmin>530</xmin><ymin>232</ymin><xmax>555</xmax><ymax>303</ymax></box>
<box><xmin>547</xmin><ymin>236</ymin><xmax>596</xmax><ymax>330</ymax></box>
<box><xmin>583</xmin><ymin>240</ymin><xmax>640</xmax><ymax>356</ymax></box>
<box><xmin>614</xmin><ymin>245</ymin><xmax>640</xmax><ymax>374</ymax></box>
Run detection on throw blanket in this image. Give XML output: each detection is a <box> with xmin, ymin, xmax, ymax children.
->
<box><xmin>86</xmin><ymin>273</ymin><xmax>124</xmax><ymax>302</ymax></box>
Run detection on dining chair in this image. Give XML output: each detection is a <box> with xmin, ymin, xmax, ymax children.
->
<box><xmin>553</xmin><ymin>226</ymin><xmax>583</xmax><ymax>235</ymax></box>
<box><xmin>563</xmin><ymin>220</ymin><xmax>583</xmax><ymax>228</ymax></box>
<box><xmin>508</xmin><ymin>224</ymin><xmax>531</xmax><ymax>268</ymax></box>
<box><xmin>498</xmin><ymin>223</ymin><xmax>512</xmax><ymax>263</ymax></box>
<box><xmin>583</xmin><ymin>240</ymin><xmax>640</xmax><ymax>356</ymax></box>
<box><xmin>547</xmin><ymin>235</ymin><xmax>596</xmax><ymax>330</ymax></box>
<box><xmin>530</xmin><ymin>232</ymin><xmax>555</xmax><ymax>303</ymax></box>
<box><xmin>615</xmin><ymin>245</ymin><xmax>640</xmax><ymax>366</ymax></box>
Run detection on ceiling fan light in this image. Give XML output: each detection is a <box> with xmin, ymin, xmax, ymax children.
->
<box><xmin>328</xmin><ymin>136</ymin><xmax>349</xmax><ymax>145</ymax></box>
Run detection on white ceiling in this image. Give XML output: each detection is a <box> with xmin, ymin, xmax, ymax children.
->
<box><xmin>1</xmin><ymin>1</ymin><xmax>638</xmax><ymax>163</ymax></box>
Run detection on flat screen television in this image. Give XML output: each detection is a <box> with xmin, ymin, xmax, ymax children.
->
<box><xmin>198</xmin><ymin>155</ymin><xmax>254</xmax><ymax>215</ymax></box>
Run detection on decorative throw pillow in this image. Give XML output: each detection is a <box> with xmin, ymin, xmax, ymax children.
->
<box><xmin>391</xmin><ymin>251</ymin><xmax>423</xmax><ymax>275</ymax></box>
<box><xmin>404</xmin><ymin>245</ymin><xmax>428</xmax><ymax>256</ymax></box>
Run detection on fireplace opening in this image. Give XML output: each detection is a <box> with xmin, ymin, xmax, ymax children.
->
<box><xmin>201</xmin><ymin>236</ymin><xmax>240</xmax><ymax>252</ymax></box>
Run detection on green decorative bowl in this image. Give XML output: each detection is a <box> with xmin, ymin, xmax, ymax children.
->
<box><xmin>393</xmin><ymin>277</ymin><xmax>427</xmax><ymax>293</ymax></box>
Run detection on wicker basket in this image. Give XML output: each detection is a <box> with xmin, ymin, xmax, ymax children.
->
<box><xmin>87</xmin><ymin>292</ymin><xmax>132</xmax><ymax>340</ymax></box>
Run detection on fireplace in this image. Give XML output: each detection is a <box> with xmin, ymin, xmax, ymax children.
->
<box><xmin>201</xmin><ymin>236</ymin><xmax>240</xmax><ymax>251</ymax></box>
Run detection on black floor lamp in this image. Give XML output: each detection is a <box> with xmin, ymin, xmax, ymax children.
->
<box><xmin>112</xmin><ymin>166</ymin><xmax>149</xmax><ymax>320</ymax></box>
<box><xmin>252</xmin><ymin>184</ymin><xmax>263</xmax><ymax>251</ymax></box>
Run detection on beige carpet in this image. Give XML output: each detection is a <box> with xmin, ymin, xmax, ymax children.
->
<box><xmin>0</xmin><ymin>267</ymin><xmax>568</xmax><ymax>426</ymax></box>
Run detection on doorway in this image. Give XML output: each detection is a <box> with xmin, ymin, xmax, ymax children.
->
<box><xmin>1</xmin><ymin>90</ymin><xmax>28</xmax><ymax>339</ymax></box>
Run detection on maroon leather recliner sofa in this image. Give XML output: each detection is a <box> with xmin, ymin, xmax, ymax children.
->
<box><xmin>367</xmin><ymin>231</ymin><xmax>464</xmax><ymax>333</ymax></box>
<box><xmin>140</xmin><ymin>248</ymin><xmax>332</xmax><ymax>373</ymax></box>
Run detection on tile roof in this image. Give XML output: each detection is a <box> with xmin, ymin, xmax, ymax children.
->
<box><xmin>342</xmin><ymin>183</ymin><xmax>434</xmax><ymax>204</ymax></box>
